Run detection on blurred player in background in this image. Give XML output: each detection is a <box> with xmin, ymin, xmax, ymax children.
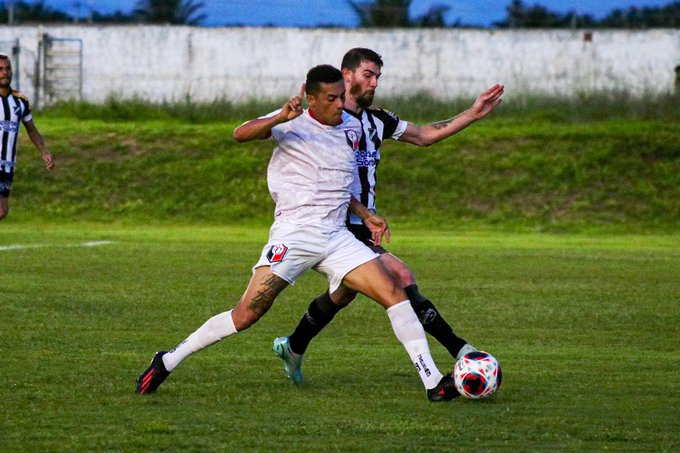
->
<box><xmin>274</xmin><ymin>48</ymin><xmax>504</xmax><ymax>384</ymax></box>
<box><xmin>0</xmin><ymin>53</ymin><xmax>54</xmax><ymax>221</ymax></box>
<box><xmin>136</xmin><ymin>64</ymin><xmax>461</xmax><ymax>402</ymax></box>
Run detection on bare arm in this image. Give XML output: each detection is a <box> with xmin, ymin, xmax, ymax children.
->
<box><xmin>349</xmin><ymin>196</ymin><xmax>390</xmax><ymax>246</ymax></box>
<box><xmin>23</xmin><ymin>119</ymin><xmax>55</xmax><ymax>170</ymax></box>
<box><xmin>233</xmin><ymin>84</ymin><xmax>306</xmax><ymax>142</ymax></box>
<box><xmin>399</xmin><ymin>84</ymin><xmax>504</xmax><ymax>147</ymax></box>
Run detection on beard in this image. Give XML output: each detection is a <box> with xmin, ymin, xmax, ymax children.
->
<box><xmin>351</xmin><ymin>83</ymin><xmax>375</xmax><ymax>109</ymax></box>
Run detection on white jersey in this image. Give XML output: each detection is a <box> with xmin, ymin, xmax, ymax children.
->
<box><xmin>267</xmin><ymin>109</ymin><xmax>362</xmax><ymax>228</ymax></box>
<box><xmin>1</xmin><ymin>88</ymin><xmax>33</xmax><ymax>173</ymax></box>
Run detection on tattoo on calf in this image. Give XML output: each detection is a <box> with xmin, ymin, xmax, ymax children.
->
<box><xmin>249</xmin><ymin>274</ymin><xmax>287</xmax><ymax>316</ymax></box>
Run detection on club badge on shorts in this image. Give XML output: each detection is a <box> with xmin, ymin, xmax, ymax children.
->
<box><xmin>267</xmin><ymin>244</ymin><xmax>288</xmax><ymax>263</ymax></box>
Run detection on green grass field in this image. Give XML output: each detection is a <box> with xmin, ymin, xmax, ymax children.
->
<box><xmin>2</xmin><ymin>97</ymin><xmax>679</xmax><ymax>450</ymax></box>
<box><xmin>9</xmin><ymin>96</ymin><xmax>680</xmax><ymax>231</ymax></box>
<box><xmin>2</xmin><ymin>223</ymin><xmax>678</xmax><ymax>451</ymax></box>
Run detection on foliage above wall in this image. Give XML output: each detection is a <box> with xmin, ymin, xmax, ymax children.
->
<box><xmin>1</xmin><ymin>0</ymin><xmax>678</xmax><ymax>28</ymax></box>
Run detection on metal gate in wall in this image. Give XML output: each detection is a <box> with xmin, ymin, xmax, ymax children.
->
<box><xmin>40</xmin><ymin>34</ymin><xmax>83</xmax><ymax>105</ymax></box>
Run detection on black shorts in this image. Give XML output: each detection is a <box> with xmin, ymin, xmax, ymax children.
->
<box><xmin>0</xmin><ymin>171</ymin><xmax>14</xmax><ymax>197</ymax></box>
<box><xmin>346</xmin><ymin>222</ymin><xmax>388</xmax><ymax>254</ymax></box>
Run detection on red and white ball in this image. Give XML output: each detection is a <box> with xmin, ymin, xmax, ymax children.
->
<box><xmin>453</xmin><ymin>351</ymin><xmax>502</xmax><ymax>399</ymax></box>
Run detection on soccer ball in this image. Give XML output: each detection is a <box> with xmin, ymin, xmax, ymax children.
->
<box><xmin>453</xmin><ymin>351</ymin><xmax>502</xmax><ymax>399</ymax></box>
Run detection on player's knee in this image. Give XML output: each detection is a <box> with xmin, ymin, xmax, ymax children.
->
<box><xmin>377</xmin><ymin>266</ymin><xmax>409</xmax><ymax>303</ymax></box>
<box><xmin>381</xmin><ymin>256</ymin><xmax>415</xmax><ymax>287</ymax></box>
<box><xmin>393</xmin><ymin>266</ymin><xmax>415</xmax><ymax>287</ymax></box>
<box><xmin>379</xmin><ymin>278</ymin><xmax>409</xmax><ymax>305</ymax></box>
<box><xmin>0</xmin><ymin>206</ymin><xmax>8</xmax><ymax>220</ymax></box>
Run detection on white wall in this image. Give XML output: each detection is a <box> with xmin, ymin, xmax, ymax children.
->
<box><xmin>1</xmin><ymin>25</ymin><xmax>678</xmax><ymax>106</ymax></box>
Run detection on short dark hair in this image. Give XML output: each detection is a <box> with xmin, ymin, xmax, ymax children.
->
<box><xmin>0</xmin><ymin>53</ymin><xmax>10</xmax><ymax>61</ymax></box>
<box><xmin>305</xmin><ymin>64</ymin><xmax>343</xmax><ymax>95</ymax></box>
<box><xmin>341</xmin><ymin>48</ymin><xmax>383</xmax><ymax>71</ymax></box>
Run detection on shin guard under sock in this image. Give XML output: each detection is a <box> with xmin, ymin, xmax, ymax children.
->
<box><xmin>163</xmin><ymin>310</ymin><xmax>237</xmax><ymax>372</ymax></box>
<box><xmin>387</xmin><ymin>300</ymin><xmax>443</xmax><ymax>389</ymax></box>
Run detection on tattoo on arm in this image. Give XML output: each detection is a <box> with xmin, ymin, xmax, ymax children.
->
<box><xmin>249</xmin><ymin>274</ymin><xmax>287</xmax><ymax>316</ymax></box>
<box><xmin>431</xmin><ymin>119</ymin><xmax>453</xmax><ymax>130</ymax></box>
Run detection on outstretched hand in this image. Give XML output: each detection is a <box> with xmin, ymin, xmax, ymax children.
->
<box><xmin>278</xmin><ymin>84</ymin><xmax>306</xmax><ymax>122</ymax></box>
<box><xmin>469</xmin><ymin>84</ymin><xmax>504</xmax><ymax>120</ymax></box>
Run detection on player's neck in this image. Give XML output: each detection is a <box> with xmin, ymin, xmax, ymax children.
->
<box><xmin>344</xmin><ymin>96</ymin><xmax>361</xmax><ymax>115</ymax></box>
<box><xmin>0</xmin><ymin>86</ymin><xmax>10</xmax><ymax>97</ymax></box>
<box><xmin>308</xmin><ymin>108</ymin><xmax>341</xmax><ymax>126</ymax></box>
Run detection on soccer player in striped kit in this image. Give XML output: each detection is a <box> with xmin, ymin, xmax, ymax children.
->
<box><xmin>0</xmin><ymin>53</ymin><xmax>54</xmax><ymax>221</ymax></box>
<box><xmin>273</xmin><ymin>49</ymin><xmax>504</xmax><ymax>392</ymax></box>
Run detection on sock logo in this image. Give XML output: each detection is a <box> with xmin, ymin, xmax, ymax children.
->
<box><xmin>304</xmin><ymin>311</ymin><xmax>318</xmax><ymax>326</ymax></box>
<box><xmin>168</xmin><ymin>339</ymin><xmax>187</xmax><ymax>354</ymax></box>
<box><xmin>267</xmin><ymin>244</ymin><xmax>288</xmax><ymax>263</ymax></box>
<box><xmin>417</xmin><ymin>354</ymin><xmax>432</xmax><ymax>377</ymax></box>
<box><xmin>419</xmin><ymin>308</ymin><xmax>437</xmax><ymax>325</ymax></box>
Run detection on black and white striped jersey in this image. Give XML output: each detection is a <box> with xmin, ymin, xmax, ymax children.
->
<box><xmin>346</xmin><ymin>106</ymin><xmax>408</xmax><ymax>225</ymax></box>
<box><xmin>1</xmin><ymin>88</ymin><xmax>33</xmax><ymax>174</ymax></box>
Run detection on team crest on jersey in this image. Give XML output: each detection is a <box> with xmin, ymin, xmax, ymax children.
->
<box><xmin>367</xmin><ymin>127</ymin><xmax>377</xmax><ymax>141</ymax></box>
<box><xmin>367</xmin><ymin>126</ymin><xmax>381</xmax><ymax>148</ymax></box>
<box><xmin>345</xmin><ymin>129</ymin><xmax>360</xmax><ymax>151</ymax></box>
<box><xmin>266</xmin><ymin>244</ymin><xmax>289</xmax><ymax>263</ymax></box>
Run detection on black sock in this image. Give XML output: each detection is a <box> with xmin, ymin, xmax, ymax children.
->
<box><xmin>404</xmin><ymin>284</ymin><xmax>467</xmax><ymax>359</ymax></box>
<box><xmin>288</xmin><ymin>291</ymin><xmax>347</xmax><ymax>355</ymax></box>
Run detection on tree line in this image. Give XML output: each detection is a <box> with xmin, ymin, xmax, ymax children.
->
<box><xmin>1</xmin><ymin>0</ymin><xmax>679</xmax><ymax>28</ymax></box>
<box><xmin>1</xmin><ymin>0</ymin><xmax>206</xmax><ymax>25</ymax></box>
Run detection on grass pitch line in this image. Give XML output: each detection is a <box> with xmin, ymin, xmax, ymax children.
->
<box><xmin>0</xmin><ymin>240</ymin><xmax>116</xmax><ymax>252</ymax></box>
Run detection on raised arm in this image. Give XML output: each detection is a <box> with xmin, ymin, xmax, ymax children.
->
<box><xmin>23</xmin><ymin>119</ymin><xmax>55</xmax><ymax>170</ymax></box>
<box><xmin>233</xmin><ymin>84</ymin><xmax>306</xmax><ymax>142</ymax></box>
<box><xmin>399</xmin><ymin>84</ymin><xmax>504</xmax><ymax>147</ymax></box>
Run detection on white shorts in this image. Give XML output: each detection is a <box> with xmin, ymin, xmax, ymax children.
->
<box><xmin>253</xmin><ymin>222</ymin><xmax>379</xmax><ymax>293</ymax></box>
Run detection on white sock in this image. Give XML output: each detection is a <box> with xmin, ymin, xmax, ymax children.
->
<box><xmin>387</xmin><ymin>300</ymin><xmax>443</xmax><ymax>390</ymax></box>
<box><xmin>162</xmin><ymin>310</ymin><xmax>238</xmax><ymax>372</ymax></box>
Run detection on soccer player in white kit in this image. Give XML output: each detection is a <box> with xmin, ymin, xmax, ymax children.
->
<box><xmin>136</xmin><ymin>65</ymin><xmax>460</xmax><ymax>401</ymax></box>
